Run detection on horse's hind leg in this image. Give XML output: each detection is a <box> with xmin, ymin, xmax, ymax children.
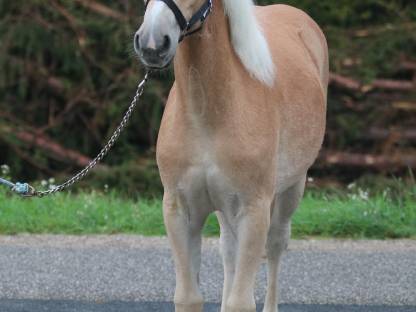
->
<box><xmin>163</xmin><ymin>192</ymin><xmax>209</xmax><ymax>312</ymax></box>
<box><xmin>263</xmin><ymin>176</ymin><xmax>306</xmax><ymax>312</ymax></box>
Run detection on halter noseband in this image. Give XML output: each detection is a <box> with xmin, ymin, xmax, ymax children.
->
<box><xmin>144</xmin><ymin>0</ymin><xmax>213</xmax><ymax>42</ymax></box>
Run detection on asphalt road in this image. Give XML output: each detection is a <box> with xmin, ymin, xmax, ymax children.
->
<box><xmin>1</xmin><ymin>300</ymin><xmax>415</xmax><ymax>312</ymax></box>
<box><xmin>0</xmin><ymin>235</ymin><xmax>415</xmax><ymax>312</ymax></box>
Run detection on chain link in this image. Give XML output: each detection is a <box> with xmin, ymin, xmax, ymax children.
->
<box><xmin>33</xmin><ymin>71</ymin><xmax>150</xmax><ymax>198</ymax></box>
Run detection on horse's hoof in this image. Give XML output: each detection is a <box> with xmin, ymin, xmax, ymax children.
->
<box><xmin>224</xmin><ymin>306</ymin><xmax>256</xmax><ymax>312</ymax></box>
<box><xmin>175</xmin><ymin>302</ymin><xmax>204</xmax><ymax>312</ymax></box>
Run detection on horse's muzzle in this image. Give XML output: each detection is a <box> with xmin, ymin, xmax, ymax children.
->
<box><xmin>134</xmin><ymin>32</ymin><xmax>173</xmax><ymax>70</ymax></box>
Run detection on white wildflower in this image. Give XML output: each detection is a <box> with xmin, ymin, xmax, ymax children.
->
<box><xmin>1</xmin><ymin>164</ymin><xmax>10</xmax><ymax>175</ymax></box>
<box><xmin>347</xmin><ymin>183</ymin><xmax>356</xmax><ymax>190</ymax></box>
<box><xmin>358</xmin><ymin>188</ymin><xmax>369</xmax><ymax>201</ymax></box>
<box><xmin>349</xmin><ymin>194</ymin><xmax>358</xmax><ymax>201</ymax></box>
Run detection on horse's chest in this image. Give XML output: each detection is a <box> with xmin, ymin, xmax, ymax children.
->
<box><xmin>175</xmin><ymin>148</ymin><xmax>238</xmax><ymax>213</ymax></box>
<box><xmin>158</xmin><ymin>113</ymin><xmax>277</xmax><ymax>207</ymax></box>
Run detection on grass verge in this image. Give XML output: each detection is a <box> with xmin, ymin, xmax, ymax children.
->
<box><xmin>0</xmin><ymin>183</ymin><xmax>415</xmax><ymax>239</ymax></box>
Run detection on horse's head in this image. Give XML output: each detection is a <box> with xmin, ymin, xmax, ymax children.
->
<box><xmin>134</xmin><ymin>0</ymin><xmax>212</xmax><ymax>69</ymax></box>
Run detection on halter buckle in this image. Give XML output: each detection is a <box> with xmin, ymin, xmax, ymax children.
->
<box><xmin>144</xmin><ymin>0</ymin><xmax>213</xmax><ymax>42</ymax></box>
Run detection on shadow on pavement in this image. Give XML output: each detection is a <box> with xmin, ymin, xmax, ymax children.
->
<box><xmin>0</xmin><ymin>300</ymin><xmax>415</xmax><ymax>312</ymax></box>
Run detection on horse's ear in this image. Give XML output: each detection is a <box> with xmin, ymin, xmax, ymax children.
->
<box><xmin>143</xmin><ymin>0</ymin><xmax>149</xmax><ymax>10</ymax></box>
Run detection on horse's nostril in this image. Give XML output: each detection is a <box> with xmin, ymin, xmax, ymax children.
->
<box><xmin>134</xmin><ymin>33</ymin><xmax>140</xmax><ymax>51</ymax></box>
<box><xmin>161</xmin><ymin>35</ymin><xmax>171</xmax><ymax>54</ymax></box>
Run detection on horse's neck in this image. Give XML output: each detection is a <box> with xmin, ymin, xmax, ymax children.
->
<box><xmin>173</xmin><ymin>0</ymin><xmax>239</xmax><ymax>114</ymax></box>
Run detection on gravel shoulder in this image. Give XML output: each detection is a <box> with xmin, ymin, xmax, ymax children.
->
<box><xmin>0</xmin><ymin>235</ymin><xmax>415</xmax><ymax>251</ymax></box>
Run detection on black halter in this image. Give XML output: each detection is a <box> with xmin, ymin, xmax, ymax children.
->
<box><xmin>144</xmin><ymin>0</ymin><xmax>213</xmax><ymax>42</ymax></box>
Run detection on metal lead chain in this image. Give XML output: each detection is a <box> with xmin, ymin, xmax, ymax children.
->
<box><xmin>2</xmin><ymin>71</ymin><xmax>150</xmax><ymax>198</ymax></box>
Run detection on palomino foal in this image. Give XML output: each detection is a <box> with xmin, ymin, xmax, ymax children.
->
<box><xmin>135</xmin><ymin>0</ymin><xmax>328</xmax><ymax>311</ymax></box>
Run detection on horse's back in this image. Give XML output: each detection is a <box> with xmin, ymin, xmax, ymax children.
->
<box><xmin>256</xmin><ymin>4</ymin><xmax>329</xmax><ymax>94</ymax></box>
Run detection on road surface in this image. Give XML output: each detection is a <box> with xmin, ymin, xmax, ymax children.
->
<box><xmin>0</xmin><ymin>235</ymin><xmax>414</xmax><ymax>311</ymax></box>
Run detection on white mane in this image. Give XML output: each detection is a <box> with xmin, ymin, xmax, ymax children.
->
<box><xmin>223</xmin><ymin>0</ymin><xmax>276</xmax><ymax>87</ymax></box>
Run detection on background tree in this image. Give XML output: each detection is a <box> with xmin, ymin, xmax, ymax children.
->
<box><xmin>0</xmin><ymin>0</ymin><xmax>415</xmax><ymax>194</ymax></box>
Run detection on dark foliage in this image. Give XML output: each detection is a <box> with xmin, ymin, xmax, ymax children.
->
<box><xmin>0</xmin><ymin>0</ymin><xmax>415</xmax><ymax>193</ymax></box>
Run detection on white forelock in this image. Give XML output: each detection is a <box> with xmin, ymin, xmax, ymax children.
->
<box><xmin>222</xmin><ymin>0</ymin><xmax>276</xmax><ymax>87</ymax></box>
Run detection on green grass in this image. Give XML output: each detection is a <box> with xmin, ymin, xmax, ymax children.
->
<box><xmin>292</xmin><ymin>191</ymin><xmax>416</xmax><ymax>238</ymax></box>
<box><xmin>0</xmin><ymin>184</ymin><xmax>415</xmax><ymax>239</ymax></box>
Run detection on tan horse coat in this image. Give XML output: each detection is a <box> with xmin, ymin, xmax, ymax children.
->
<box><xmin>154</xmin><ymin>1</ymin><xmax>328</xmax><ymax>311</ymax></box>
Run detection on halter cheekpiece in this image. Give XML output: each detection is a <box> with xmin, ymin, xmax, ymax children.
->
<box><xmin>144</xmin><ymin>0</ymin><xmax>213</xmax><ymax>42</ymax></box>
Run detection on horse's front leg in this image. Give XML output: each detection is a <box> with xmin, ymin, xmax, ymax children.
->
<box><xmin>163</xmin><ymin>192</ymin><xmax>208</xmax><ymax>312</ymax></box>
<box><xmin>225</xmin><ymin>198</ymin><xmax>271</xmax><ymax>312</ymax></box>
<box><xmin>216</xmin><ymin>211</ymin><xmax>238</xmax><ymax>312</ymax></box>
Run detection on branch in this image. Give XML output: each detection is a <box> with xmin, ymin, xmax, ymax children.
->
<box><xmin>8</xmin><ymin>144</ymin><xmax>55</xmax><ymax>175</ymax></box>
<box><xmin>319</xmin><ymin>150</ymin><xmax>416</xmax><ymax>170</ymax></box>
<box><xmin>0</xmin><ymin>125</ymin><xmax>107</xmax><ymax>169</ymax></box>
<box><xmin>365</xmin><ymin>128</ymin><xmax>416</xmax><ymax>141</ymax></box>
<box><xmin>73</xmin><ymin>0</ymin><xmax>127</xmax><ymax>21</ymax></box>
<box><xmin>401</xmin><ymin>61</ymin><xmax>416</xmax><ymax>71</ymax></box>
<box><xmin>353</xmin><ymin>22</ymin><xmax>416</xmax><ymax>38</ymax></box>
<box><xmin>329</xmin><ymin>73</ymin><xmax>360</xmax><ymax>91</ymax></box>
<box><xmin>329</xmin><ymin>72</ymin><xmax>415</xmax><ymax>92</ymax></box>
<box><xmin>370</xmin><ymin>79</ymin><xmax>414</xmax><ymax>92</ymax></box>
<box><xmin>9</xmin><ymin>56</ymin><xmax>66</xmax><ymax>94</ymax></box>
